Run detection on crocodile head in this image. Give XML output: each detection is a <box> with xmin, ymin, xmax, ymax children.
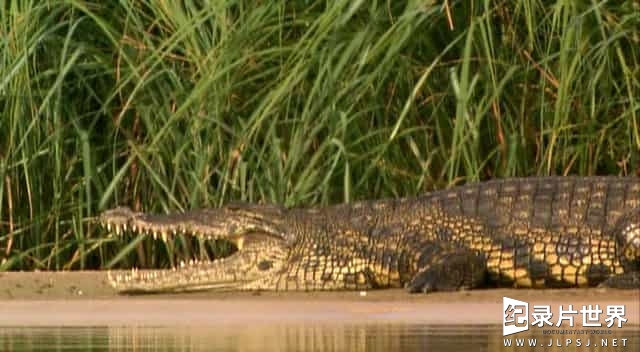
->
<box><xmin>100</xmin><ymin>204</ymin><xmax>291</xmax><ymax>293</ymax></box>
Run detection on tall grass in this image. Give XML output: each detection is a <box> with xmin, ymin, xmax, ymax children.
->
<box><xmin>1</xmin><ymin>0</ymin><xmax>638</xmax><ymax>271</ymax></box>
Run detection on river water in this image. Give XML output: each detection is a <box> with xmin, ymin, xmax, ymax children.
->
<box><xmin>1</xmin><ymin>324</ymin><xmax>638</xmax><ymax>351</ymax></box>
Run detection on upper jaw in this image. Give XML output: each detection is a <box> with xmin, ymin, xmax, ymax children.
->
<box><xmin>98</xmin><ymin>205</ymin><xmax>290</xmax><ymax>244</ymax></box>
<box><xmin>99</xmin><ymin>206</ymin><xmax>141</xmax><ymax>235</ymax></box>
<box><xmin>99</xmin><ymin>207</ymin><xmax>277</xmax><ymax>241</ymax></box>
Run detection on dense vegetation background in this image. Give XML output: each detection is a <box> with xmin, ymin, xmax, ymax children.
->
<box><xmin>1</xmin><ymin>1</ymin><xmax>638</xmax><ymax>271</ymax></box>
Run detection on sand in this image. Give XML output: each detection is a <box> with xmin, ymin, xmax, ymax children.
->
<box><xmin>0</xmin><ymin>271</ymin><xmax>638</xmax><ymax>327</ymax></box>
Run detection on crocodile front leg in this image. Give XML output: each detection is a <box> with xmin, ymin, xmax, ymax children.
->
<box><xmin>406</xmin><ymin>244</ymin><xmax>487</xmax><ymax>293</ymax></box>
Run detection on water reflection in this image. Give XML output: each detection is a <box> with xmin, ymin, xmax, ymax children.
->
<box><xmin>0</xmin><ymin>324</ymin><xmax>637</xmax><ymax>351</ymax></box>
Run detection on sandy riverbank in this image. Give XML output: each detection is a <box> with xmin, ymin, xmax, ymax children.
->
<box><xmin>0</xmin><ymin>271</ymin><xmax>638</xmax><ymax>326</ymax></box>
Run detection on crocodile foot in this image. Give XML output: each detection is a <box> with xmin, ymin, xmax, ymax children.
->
<box><xmin>598</xmin><ymin>272</ymin><xmax>640</xmax><ymax>289</ymax></box>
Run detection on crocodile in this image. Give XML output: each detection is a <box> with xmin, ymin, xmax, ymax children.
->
<box><xmin>100</xmin><ymin>176</ymin><xmax>640</xmax><ymax>293</ymax></box>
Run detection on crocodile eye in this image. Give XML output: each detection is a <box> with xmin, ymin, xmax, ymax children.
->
<box><xmin>257</xmin><ymin>260</ymin><xmax>274</xmax><ymax>271</ymax></box>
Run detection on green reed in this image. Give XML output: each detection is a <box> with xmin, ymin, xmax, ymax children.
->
<box><xmin>0</xmin><ymin>0</ymin><xmax>638</xmax><ymax>270</ymax></box>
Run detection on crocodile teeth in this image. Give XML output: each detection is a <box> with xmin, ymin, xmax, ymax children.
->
<box><xmin>161</xmin><ymin>232</ymin><xmax>168</xmax><ymax>242</ymax></box>
<box><xmin>130</xmin><ymin>268</ymin><xmax>139</xmax><ymax>278</ymax></box>
<box><xmin>107</xmin><ymin>270</ymin><xmax>117</xmax><ymax>283</ymax></box>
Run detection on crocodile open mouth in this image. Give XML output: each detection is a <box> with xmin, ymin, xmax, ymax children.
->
<box><xmin>102</xmin><ymin>206</ymin><xmax>240</xmax><ymax>260</ymax></box>
<box><xmin>108</xmin><ymin>224</ymin><xmax>236</xmax><ymax>269</ymax></box>
<box><xmin>99</xmin><ymin>206</ymin><xmax>288</xmax><ymax>293</ymax></box>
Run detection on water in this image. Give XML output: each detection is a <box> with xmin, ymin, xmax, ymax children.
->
<box><xmin>1</xmin><ymin>325</ymin><xmax>638</xmax><ymax>351</ymax></box>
